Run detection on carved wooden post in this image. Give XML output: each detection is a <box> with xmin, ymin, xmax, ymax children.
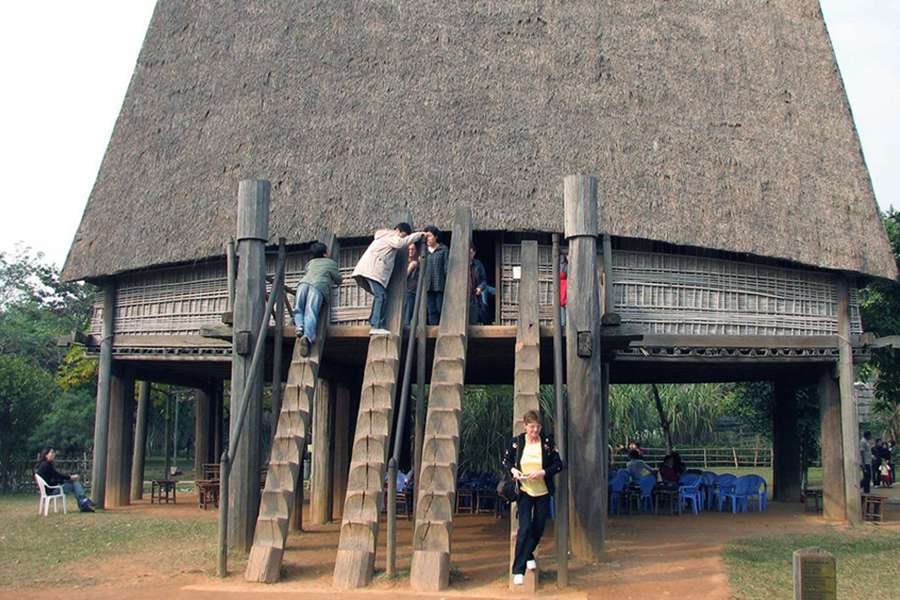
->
<box><xmin>563</xmin><ymin>175</ymin><xmax>605</xmax><ymax>561</ymax></box>
<box><xmin>91</xmin><ymin>282</ymin><xmax>115</xmax><ymax>508</ymax></box>
<box><xmin>509</xmin><ymin>241</ymin><xmax>540</xmax><ymax>592</ymax></box>
<box><xmin>229</xmin><ymin>179</ymin><xmax>270</xmax><ymax>551</ymax></box>
<box><xmin>310</xmin><ymin>378</ymin><xmax>334</xmax><ymax>525</ymax></box>
<box><xmin>106</xmin><ymin>372</ymin><xmax>134</xmax><ymax>507</ymax></box>
<box><xmin>773</xmin><ymin>381</ymin><xmax>802</xmax><ymax>502</ymax></box>
<box><xmin>131</xmin><ymin>380</ymin><xmax>151</xmax><ymax>501</ymax></box>
<box><xmin>835</xmin><ymin>278</ymin><xmax>861</xmax><ymax>524</ymax></box>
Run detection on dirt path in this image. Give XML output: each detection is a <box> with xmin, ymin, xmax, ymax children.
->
<box><xmin>3</xmin><ymin>496</ymin><xmax>897</xmax><ymax>600</ymax></box>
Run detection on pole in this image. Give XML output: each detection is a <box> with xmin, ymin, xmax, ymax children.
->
<box><xmin>386</xmin><ymin>457</ymin><xmax>398</xmax><ymax>578</ymax></box>
<box><xmin>413</xmin><ymin>250</ymin><xmax>429</xmax><ymax>514</ymax></box>
<box><xmin>131</xmin><ymin>381</ymin><xmax>151</xmax><ymax>500</ymax></box>
<box><xmin>164</xmin><ymin>391</ymin><xmax>172</xmax><ymax>480</ymax></box>
<box><xmin>270</xmin><ymin>238</ymin><xmax>287</xmax><ymax>444</ymax></box>
<box><xmin>90</xmin><ymin>281</ymin><xmax>115</xmax><ymax>507</ymax></box>
<box><xmin>551</xmin><ymin>234</ymin><xmax>569</xmax><ymax>587</ymax></box>
<box><xmin>226</xmin><ymin>238</ymin><xmax>236</xmax><ymax>314</ymax></box>
<box><xmin>217</xmin><ymin>451</ymin><xmax>230</xmax><ymax>577</ymax></box>
<box><xmin>835</xmin><ymin>277</ymin><xmax>862</xmax><ymax>524</ymax></box>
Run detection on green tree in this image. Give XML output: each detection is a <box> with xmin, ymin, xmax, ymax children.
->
<box><xmin>0</xmin><ymin>354</ymin><xmax>56</xmax><ymax>480</ymax></box>
<box><xmin>859</xmin><ymin>209</ymin><xmax>900</xmax><ymax>440</ymax></box>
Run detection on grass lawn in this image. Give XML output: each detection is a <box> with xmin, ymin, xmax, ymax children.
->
<box><xmin>0</xmin><ymin>494</ymin><xmax>216</xmax><ymax>588</ymax></box>
<box><xmin>724</xmin><ymin>529</ymin><xmax>900</xmax><ymax>600</ymax></box>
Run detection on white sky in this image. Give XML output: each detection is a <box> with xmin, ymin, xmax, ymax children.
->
<box><xmin>0</xmin><ymin>1</ymin><xmax>897</xmax><ymax>270</ymax></box>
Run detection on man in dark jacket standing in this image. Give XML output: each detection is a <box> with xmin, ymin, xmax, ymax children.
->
<box><xmin>423</xmin><ymin>226</ymin><xmax>448</xmax><ymax>325</ymax></box>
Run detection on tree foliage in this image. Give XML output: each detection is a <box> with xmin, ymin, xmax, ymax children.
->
<box><xmin>858</xmin><ymin>209</ymin><xmax>900</xmax><ymax>440</ymax></box>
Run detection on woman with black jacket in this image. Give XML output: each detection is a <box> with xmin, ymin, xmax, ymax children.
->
<box><xmin>35</xmin><ymin>447</ymin><xmax>94</xmax><ymax>512</ymax></box>
<box><xmin>501</xmin><ymin>410</ymin><xmax>564</xmax><ymax>585</ymax></box>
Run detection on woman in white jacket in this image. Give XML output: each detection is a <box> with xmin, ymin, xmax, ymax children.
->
<box><xmin>351</xmin><ymin>222</ymin><xmax>424</xmax><ymax>334</ymax></box>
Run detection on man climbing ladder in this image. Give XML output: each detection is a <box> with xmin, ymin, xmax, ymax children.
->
<box><xmin>293</xmin><ymin>241</ymin><xmax>342</xmax><ymax>357</ymax></box>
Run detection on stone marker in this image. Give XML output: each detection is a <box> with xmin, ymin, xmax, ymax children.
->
<box><xmin>792</xmin><ymin>547</ymin><xmax>836</xmax><ymax>600</ymax></box>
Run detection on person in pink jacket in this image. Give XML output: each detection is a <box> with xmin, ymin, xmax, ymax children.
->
<box><xmin>351</xmin><ymin>223</ymin><xmax>425</xmax><ymax>334</ymax></box>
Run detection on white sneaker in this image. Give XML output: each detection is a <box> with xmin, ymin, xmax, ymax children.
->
<box><xmin>512</xmin><ymin>574</ymin><xmax>524</xmax><ymax>585</ymax></box>
<box><xmin>369</xmin><ymin>328</ymin><xmax>391</xmax><ymax>336</ymax></box>
<box><xmin>526</xmin><ymin>559</ymin><xmax>537</xmax><ymax>571</ymax></box>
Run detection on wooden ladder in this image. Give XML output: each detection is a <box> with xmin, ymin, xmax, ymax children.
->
<box><xmin>333</xmin><ymin>218</ymin><xmax>411</xmax><ymax>589</ymax></box>
<box><xmin>410</xmin><ymin>207</ymin><xmax>472</xmax><ymax>591</ymax></box>
<box><xmin>244</xmin><ymin>317</ymin><xmax>326</xmax><ymax>582</ymax></box>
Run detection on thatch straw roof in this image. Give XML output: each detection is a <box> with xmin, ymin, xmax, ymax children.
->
<box><xmin>62</xmin><ymin>0</ymin><xmax>898</xmax><ymax>282</ymax></box>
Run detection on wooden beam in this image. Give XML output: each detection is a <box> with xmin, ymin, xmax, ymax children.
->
<box><xmin>818</xmin><ymin>369</ymin><xmax>845</xmax><ymax>520</ymax></box>
<box><xmin>130</xmin><ymin>380</ymin><xmax>151</xmax><ymax>501</ymax></box>
<box><xmin>310</xmin><ymin>378</ymin><xmax>334</xmax><ymax>525</ymax></box>
<box><xmin>332</xmin><ymin>381</ymin><xmax>352</xmax><ymax>520</ymax></box>
<box><xmin>91</xmin><ymin>282</ymin><xmax>115</xmax><ymax>508</ymax></box>
<box><xmin>228</xmin><ymin>179</ymin><xmax>270</xmax><ymax>552</ymax></box>
<box><xmin>772</xmin><ymin>381</ymin><xmax>802</xmax><ymax>502</ymax></box>
<box><xmin>194</xmin><ymin>386</ymin><xmax>212</xmax><ymax>479</ymax></box>
<box><xmin>509</xmin><ymin>241</ymin><xmax>541</xmax><ymax>592</ymax></box>
<box><xmin>563</xmin><ymin>175</ymin><xmax>605</xmax><ymax>562</ymax></box>
<box><xmin>835</xmin><ymin>278</ymin><xmax>861</xmax><ymax>524</ymax></box>
<box><xmin>105</xmin><ymin>372</ymin><xmax>134</xmax><ymax>507</ymax></box>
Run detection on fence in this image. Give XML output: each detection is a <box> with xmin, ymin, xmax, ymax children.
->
<box><xmin>0</xmin><ymin>455</ymin><xmax>92</xmax><ymax>494</ymax></box>
<box><xmin>610</xmin><ymin>446</ymin><xmax>778</xmax><ymax>470</ymax></box>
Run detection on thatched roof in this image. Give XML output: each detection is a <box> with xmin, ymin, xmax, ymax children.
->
<box><xmin>62</xmin><ymin>0</ymin><xmax>898</xmax><ymax>282</ymax></box>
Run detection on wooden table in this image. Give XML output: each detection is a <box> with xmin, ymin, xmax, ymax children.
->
<box><xmin>861</xmin><ymin>494</ymin><xmax>884</xmax><ymax>522</ymax></box>
<box><xmin>196</xmin><ymin>479</ymin><xmax>219</xmax><ymax>509</ymax></box>
<box><xmin>653</xmin><ymin>487</ymin><xmax>681</xmax><ymax>515</ymax></box>
<box><xmin>151</xmin><ymin>480</ymin><xmax>176</xmax><ymax>504</ymax></box>
<box><xmin>803</xmin><ymin>489</ymin><xmax>823</xmax><ymax>513</ymax></box>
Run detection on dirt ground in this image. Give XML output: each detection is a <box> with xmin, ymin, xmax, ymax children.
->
<box><xmin>4</xmin><ymin>488</ymin><xmax>898</xmax><ymax>600</ymax></box>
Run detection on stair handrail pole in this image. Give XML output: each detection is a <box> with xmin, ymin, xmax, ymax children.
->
<box><xmin>552</xmin><ymin>233</ymin><xmax>569</xmax><ymax>587</ymax></box>
<box><xmin>217</xmin><ymin>248</ymin><xmax>285</xmax><ymax>577</ymax></box>
<box><xmin>386</xmin><ymin>241</ymin><xmax>428</xmax><ymax>577</ymax></box>
<box><xmin>270</xmin><ymin>239</ymin><xmax>287</xmax><ymax>446</ymax></box>
<box><xmin>413</xmin><ymin>250</ymin><xmax>430</xmax><ymax>513</ymax></box>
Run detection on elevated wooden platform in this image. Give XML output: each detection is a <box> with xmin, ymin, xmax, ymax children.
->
<box><xmin>84</xmin><ymin>326</ymin><xmax>866</xmax><ymax>386</ymax></box>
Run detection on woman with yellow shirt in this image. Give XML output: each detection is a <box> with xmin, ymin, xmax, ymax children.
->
<box><xmin>501</xmin><ymin>410</ymin><xmax>564</xmax><ymax>585</ymax></box>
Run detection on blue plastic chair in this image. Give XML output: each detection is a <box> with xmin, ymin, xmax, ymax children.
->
<box><xmin>678</xmin><ymin>473</ymin><xmax>703</xmax><ymax>514</ymax></box>
<box><xmin>636</xmin><ymin>475</ymin><xmax>656</xmax><ymax>513</ymax></box>
<box><xmin>721</xmin><ymin>475</ymin><xmax>756</xmax><ymax>513</ymax></box>
<box><xmin>700</xmin><ymin>471</ymin><xmax>717</xmax><ymax>510</ymax></box>
<box><xmin>609</xmin><ymin>472</ymin><xmax>629</xmax><ymax>515</ymax></box>
<box><xmin>746</xmin><ymin>474</ymin><xmax>767</xmax><ymax>511</ymax></box>
<box><xmin>714</xmin><ymin>474</ymin><xmax>738</xmax><ymax>511</ymax></box>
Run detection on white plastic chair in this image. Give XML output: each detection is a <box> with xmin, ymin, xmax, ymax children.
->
<box><xmin>34</xmin><ymin>474</ymin><xmax>67</xmax><ymax>516</ymax></box>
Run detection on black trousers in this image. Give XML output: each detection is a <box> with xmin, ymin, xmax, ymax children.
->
<box><xmin>861</xmin><ymin>464</ymin><xmax>872</xmax><ymax>494</ymax></box>
<box><xmin>512</xmin><ymin>493</ymin><xmax>551</xmax><ymax>576</ymax></box>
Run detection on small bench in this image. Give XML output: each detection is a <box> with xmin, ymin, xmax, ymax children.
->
<box><xmin>803</xmin><ymin>489</ymin><xmax>823</xmax><ymax>513</ymax></box>
<box><xmin>196</xmin><ymin>479</ymin><xmax>219</xmax><ymax>509</ymax></box>
<box><xmin>861</xmin><ymin>494</ymin><xmax>884</xmax><ymax>522</ymax></box>
<box><xmin>151</xmin><ymin>479</ymin><xmax>176</xmax><ymax>504</ymax></box>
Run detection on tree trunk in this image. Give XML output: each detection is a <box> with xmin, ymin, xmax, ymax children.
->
<box><xmin>651</xmin><ymin>384</ymin><xmax>673</xmax><ymax>455</ymax></box>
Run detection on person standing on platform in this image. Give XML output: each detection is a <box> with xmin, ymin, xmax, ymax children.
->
<box><xmin>469</xmin><ymin>245</ymin><xmax>491</xmax><ymax>324</ymax></box>
<box><xmin>423</xmin><ymin>226</ymin><xmax>448</xmax><ymax>325</ymax></box>
<box><xmin>860</xmin><ymin>430</ymin><xmax>872</xmax><ymax>493</ymax></box>
<box><xmin>294</xmin><ymin>241</ymin><xmax>342</xmax><ymax>356</ymax></box>
<box><xmin>404</xmin><ymin>244</ymin><xmax>420</xmax><ymax>327</ymax></box>
<box><xmin>502</xmin><ymin>410</ymin><xmax>564</xmax><ymax>586</ymax></box>
<box><xmin>352</xmin><ymin>223</ymin><xmax>424</xmax><ymax>335</ymax></box>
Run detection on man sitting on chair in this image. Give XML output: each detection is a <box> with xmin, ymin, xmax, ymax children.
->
<box><xmin>35</xmin><ymin>447</ymin><xmax>94</xmax><ymax>512</ymax></box>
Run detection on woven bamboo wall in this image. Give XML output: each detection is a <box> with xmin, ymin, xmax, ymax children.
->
<box><xmin>500</xmin><ymin>244</ymin><xmax>862</xmax><ymax>336</ymax></box>
<box><xmin>90</xmin><ymin>246</ymin><xmax>371</xmax><ymax>336</ymax></box>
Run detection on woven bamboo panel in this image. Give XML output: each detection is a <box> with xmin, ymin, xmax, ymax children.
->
<box><xmin>90</xmin><ymin>246</ymin><xmax>372</xmax><ymax>337</ymax></box>
<box><xmin>500</xmin><ymin>244</ymin><xmax>862</xmax><ymax>336</ymax></box>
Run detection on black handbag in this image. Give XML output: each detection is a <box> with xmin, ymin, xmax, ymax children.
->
<box><xmin>497</xmin><ymin>475</ymin><xmax>520</xmax><ymax>503</ymax></box>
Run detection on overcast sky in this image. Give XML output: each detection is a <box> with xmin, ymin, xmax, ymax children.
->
<box><xmin>0</xmin><ymin>1</ymin><xmax>897</xmax><ymax>270</ymax></box>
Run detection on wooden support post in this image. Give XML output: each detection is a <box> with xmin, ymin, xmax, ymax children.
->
<box><xmin>818</xmin><ymin>368</ymin><xmax>845</xmax><ymax>520</ymax></box>
<box><xmin>106</xmin><ymin>372</ymin><xmax>134</xmax><ymax>507</ymax></box>
<box><xmin>164</xmin><ymin>391</ymin><xmax>173</xmax><ymax>480</ymax></box>
<box><xmin>226</xmin><ymin>238</ymin><xmax>236</xmax><ymax>314</ymax></box>
<box><xmin>131</xmin><ymin>380</ymin><xmax>150</xmax><ymax>501</ymax></box>
<box><xmin>270</xmin><ymin>239</ymin><xmax>287</xmax><ymax>436</ymax></box>
<box><xmin>212</xmin><ymin>381</ymin><xmax>224</xmax><ymax>461</ymax></box>
<box><xmin>551</xmin><ymin>234</ymin><xmax>569</xmax><ymax>589</ymax></box>
<box><xmin>195</xmin><ymin>387</ymin><xmax>212</xmax><ymax>478</ymax></box>
<box><xmin>773</xmin><ymin>381</ymin><xmax>802</xmax><ymax>502</ymax></box>
<box><xmin>509</xmin><ymin>241</ymin><xmax>540</xmax><ymax>593</ymax></box>
<box><xmin>563</xmin><ymin>175</ymin><xmax>605</xmax><ymax>561</ymax></box>
<box><xmin>413</xmin><ymin>249</ymin><xmax>428</xmax><ymax>516</ymax></box>
<box><xmin>332</xmin><ymin>381</ymin><xmax>352</xmax><ymax>520</ymax></box>
<box><xmin>91</xmin><ymin>282</ymin><xmax>115</xmax><ymax>508</ymax></box>
<box><xmin>228</xmin><ymin>179</ymin><xmax>270</xmax><ymax>552</ymax></box>
<box><xmin>310</xmin><ymin>378</ymin><xmax>334</xmax><ymax>525</ymax></box>
<box><xmin>602</xmin><ymin>234</ymin><xmax>614</xmax><ymax>317</ymax></box>
<box><xmin>835</xmin><ymin>278</ymin><xmax>861</xmax><ymax>524</ymax></box>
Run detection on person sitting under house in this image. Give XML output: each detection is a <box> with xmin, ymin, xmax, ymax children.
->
<box><xmin>469</xmin><ymin>245</ymin><xmax>493</xmax><ymax>324</ymax></box>
<box><xmin>351</xmin><ymin>223</ymin><xmax>425</xmax><ymax>335</ymax></box>
<box><xmin>35</xmin><ymin>447</ymin><xmax>94</xmax><ymax>512</ymax></box>
<box><xmin>626</xmin><ymin>449</ymin><xmax>656</xmax><ymax>483</ymax></box>
<box><xmin>423</xmin><ymin>226</ymin><xmax>449</xmax><ymax>326</ymax></box>
<box><xmin>293</xmin><ymin>241</ymin><xmax>342</xmax><ymax>357</ymax></box>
